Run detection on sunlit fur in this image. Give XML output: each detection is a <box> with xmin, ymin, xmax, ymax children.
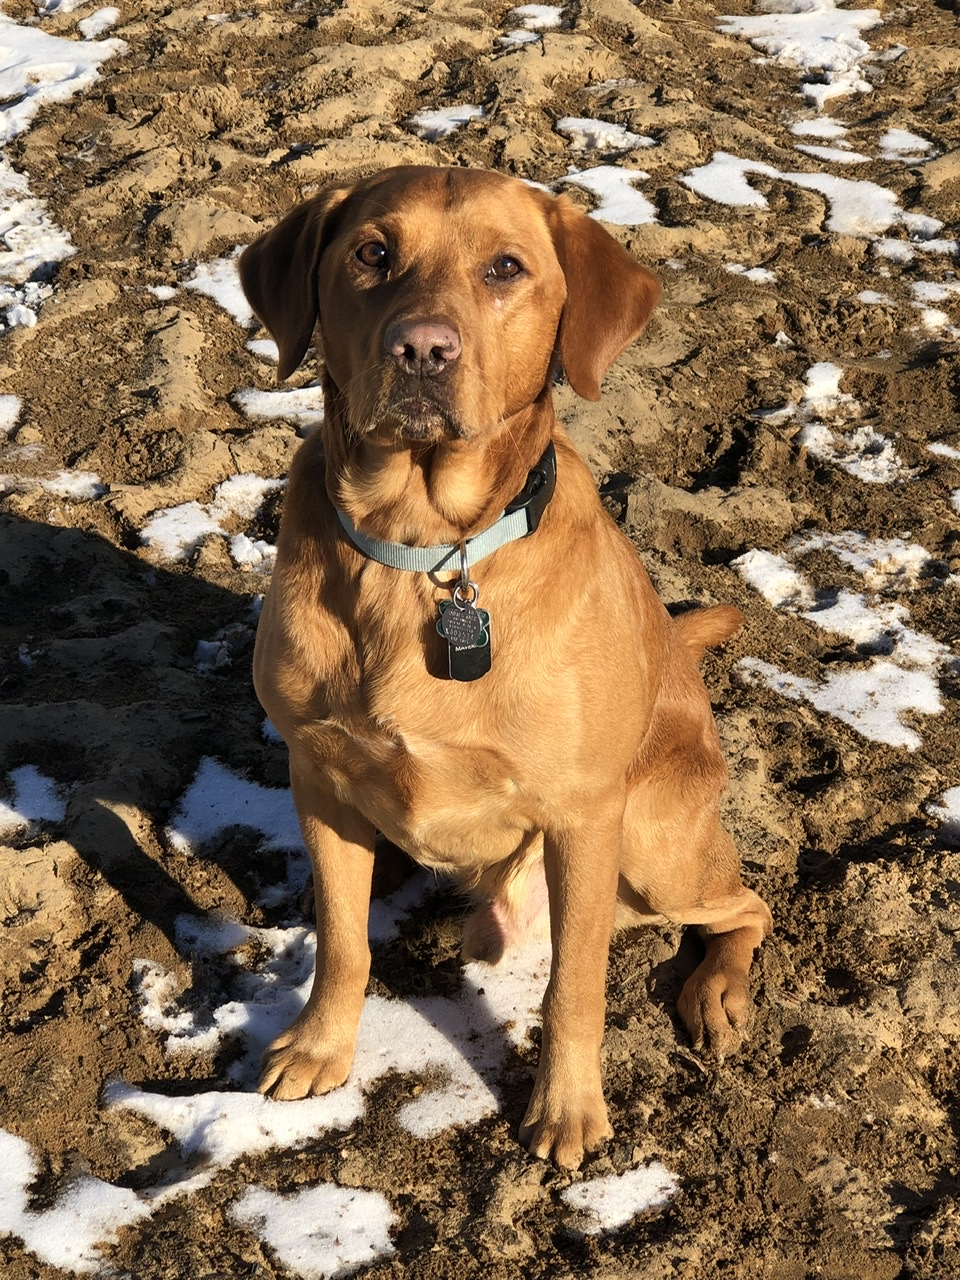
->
<box><xmin>239</xmin><ymin>166</ymin><xmax>772</xmax><ymax>1170</ymax></box>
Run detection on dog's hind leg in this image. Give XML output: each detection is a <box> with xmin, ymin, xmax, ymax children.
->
<box><xmin>666</xmin><ymin>841</ymin><xmax>772</xmax><ymax>1056</ymax></box>
<box><xmin>620</xmin><ymin>781</ymin><xmax>772</xmax><ymax>1057</ymax></box>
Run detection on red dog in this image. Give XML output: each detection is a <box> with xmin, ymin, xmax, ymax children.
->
<box><xmin>239</xmin><ymin>166</ymin><xmax>772</xmax><ymax>1168</ymax></box>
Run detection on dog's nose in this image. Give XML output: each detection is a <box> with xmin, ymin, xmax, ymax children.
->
<box><xmin>384</xmin><ymin>317</ymin><xmax>462</xmax><ymax>377</ymax></box>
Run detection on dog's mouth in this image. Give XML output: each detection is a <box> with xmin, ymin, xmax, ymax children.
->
<box><xmin>372</xmin><ymin>390</ymin><xmax>468</xmax><ymax>443</ymax></box>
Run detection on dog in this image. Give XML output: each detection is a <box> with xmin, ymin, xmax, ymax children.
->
<box><xmin>239</xmin><ymin>165</ymin><xmax>772</xmax><ymax>1169</ymax></box>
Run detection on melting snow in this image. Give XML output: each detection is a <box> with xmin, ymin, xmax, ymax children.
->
<box><xmin>790</xmin><ymin>361</ymin><xmax>912</xmax><ymax>484</ymax></box>
<box><xmin>0</xmin><ymin>11</ymin><xmax>126</xmax><ymax>329</ymax></box>
<box><xmin>0</xmin><ymin>394</ymin><xmax>20</xmax><ymax>435</ymax></box>
<box><xmin>0</xmin><ymin>14</ymin><xmax>126</xmax><ymax>145</ymax></box>
<box><xmin>498</xmin><ymin>28</ymin><xmax>541</xmax><ymax>47</ymax></box>
<box><xmin>726</xmin><ymin>262</ymin><xmax>778</xmax><ymax>283</ymax></box>
<box><xmin>182</xmin><ymin>248</ymin><xmax>253</xmax><ymax>327</ymax></box>
<box><xmin>879</xmin><ymin>127</ymin><xmax>933</xmax><ymax>161</ymax></box>
<box><xmin>407</xmin><ymin>104</ymin><xmax>483</xmax><ymax>140</ymax></box>
<box><xmin>794</xmin><ymin>144</ymin><xmax>869</xmax><ymax>165</ymax></box>
<box><xmin>790</xmin><ymin>117</ymin><xmax>849</xmax><ymax>139</ymax></box>
<box><xmin>96</xmin><ymin>758</ymin><xmax>554</xmax><ymax>1203</ymax></box>
<box><xmin>789</xmin><ymin>530</ymin><xmax>946</xmax><ymax>593</ymax></box>
<box><xmin>165</xmin><ymin>755</ymin><xmax>302</xmax><ymax>859</ymax></box>
<box><xmin>0</xmin><ymin>1129</ymin><xmax>149</xmax><ymax>1274</ymax></box>
<box><xmin>247</xmin><ymin>336</ymin><xmax>279</xmax><ymax>362</ymax></box>
<box><xmin>717</xmin><ymin>1</ymin><xmax>881</xmax><ymax>110</ymax></box>
<box><xmin>556</xmin><ymin>117</ymin><xmax>654</xmax><ymax>152</ymax></box>
<box><xmin>77</xmin><ymin>8</ymin><xmax>121</xmax><ymax>39</ymax></box>
<box><xmin>734</xmin><ymin>529</ymin><xmax>955</xmax><ymax>750</ymax></box>
<box><xmin>0</xmin><ymin>468</ymin><xmax>107</xmax><ymax>499</ymax></box>
<box><xmin>508</xmin><ymin>4</ymin><xmax>564</xmax><ymax>29</ymax></box>
<box><xmin>0</xmin><ymin>159</ymin><xmax>75</xmax><ymax>288</ymax></box>
<box><xmin>232</xmin><ymin>384</ymin><xmax>324</xmax><ymax>426</ymax></box>
<box><xmin>140</xmin><ymin>474</ymin><xmax>283</xmax><ymax>563</ymax></box>
<box><xmin>927</xmin><ymin>788</ymin><xmax>960</xmax><ymax>847</ymax></box>
<box><xmin>0</xmin><ymin>765</ymin><xmax>67</xmax><ymax>837</ymax></box>
<box><xmin>681</xmin><ymin>151</ymin><xmax>944</xmax><ymax>241</ymax></box>
<box><xmin>561</xmin><ymin>166</ymin><xmax>657</xmax><ymax>224</ymax></box>
<box><xmin>561</xmin><ymin>1164</ymin><xmax>678</xmax><ymax>1234</ymax></box>
<box><xmin>737</xmin><ymin>656</ymin><xmax>941</xmax><ymax>751</ymax></box>
<box><xmin>231</xmin><ymin>1184</ymin><xmax>396</xmax><ymax>1280</ymax></box>
<box><xmin>112</xmin><ymin>925</ymin><xmax>553</xmax><ymax>1176</ymax></box>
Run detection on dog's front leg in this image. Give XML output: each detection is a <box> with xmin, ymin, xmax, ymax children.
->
<box><xmin>519</xmin><ymin>799</ymin><xmax>623</xmax><ymax>1168</ymax></box>
<box><xmin>260</xmin><ymin>758</ymin><xmax>375</xmax><ymax>1101</ymax></box>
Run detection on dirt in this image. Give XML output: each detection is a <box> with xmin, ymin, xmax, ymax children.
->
<box><xmin>2</xmin><ymin>0</ymin><xmax>960</xmax><ymax>1277</ymax></box>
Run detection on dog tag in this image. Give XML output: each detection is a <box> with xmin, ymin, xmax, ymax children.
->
<box><xmin>437</xmin><ymin>599</ymin><xmax>492</xmax><ymax>682</ymax></box>
<box><xmin>438</xmin><ymin>599</ymin><xmax>483</xmax><ymax>647</ymax></box>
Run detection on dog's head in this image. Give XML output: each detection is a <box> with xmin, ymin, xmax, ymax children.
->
<box><xmin>240</xmin><ymin>166</ymin><xmax>659</xmax><ymax>446</ymax></box>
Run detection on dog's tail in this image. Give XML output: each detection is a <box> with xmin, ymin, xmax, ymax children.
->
<box><xmin>674</xmin><ymin>604</ymin><xmax>743</xmax><ymax>661</ymax></box>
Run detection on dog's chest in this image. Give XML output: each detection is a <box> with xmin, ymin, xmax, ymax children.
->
<box><xmin>304</xmin><ymin>710</ymin><xmax>531</xmax><ymax>869</ymax></box>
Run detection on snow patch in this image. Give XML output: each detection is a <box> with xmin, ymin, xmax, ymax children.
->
<box><xmin>182</xmin><ymin>248</ymin><xmax>253</xmax><ymax>327</ymax></box>
<box><xmin>561</xmin><ymin>1164</ymin><xmax>678</xmax><ymax>1234</ymax></box>
<box><xmin>0</xmin><ymin>14</ymin><xmax>126</xmax><ymax>145</ymax></box>
<box><xmin>560</xmin><ymin>166</ymin><xmax>657</xmax><ymax>225</ymax></box>
<box><xmin>717</xmin><ymin>1</ymin><xmax>881</xmax><ymax>110</ymax></box>
<box><xmin>140</xmin><ymin>474</ymin><xmax>283</xmax><ymax>562</ymax></box>
<box><xmin>0</xmin><ymin>394</ymin><xmax>21</xmax><ymax>436</ymax></box>
<box><xmin>508</xmin><ymin>3</ymin><xmax>564</xmax><ymax>28</ymax></box>
<box><xmin>0</xmin><ymin>1129</ymin><xmax>149</xmax><ymax>1274</ymax></box>
<box><xmin>164</xmin><ymin>756</ymin><xmax>302</xmax><ymax>859</ymax></box>
<box><xmin>556</xmin><ymin>117</ymin><xmax>654</xmax><ymax>152</ymax></box>
<box><xmin>737</xmin><ymin>656</ymin><xmax>940</xmax><ymax>751</ymax></box>
<box><xmin>927</xmin><ymin>788</ymin><xmax>960</xmax><ymax>847</ymax></box>
<box><xmin>726</xmin><ymin>262</ymin><xmax>778</xmax><ymax>283</ymax></box>
<box><xmin>78</xmin><ymin>8</ymin><xmax>121</xmax><ymax>39</ymax></box>
<box><xmin>681</xmin><ymin>152</ymin><xmax>944</xmax><ymax>242</ymax></box>
<box><xmin>790</xmin><ymin>361</ymin><xmax>911</xmax><ymax>484</ymax></box>
<box><xmin>407</xmin><ymin>104</ymin><xmax>483</xmax><ymax>140</ymax></box>
<box><xmin>879</xmin><ymin>127</ymin><xmax>933</xmax><ymax>162</ymax></box>
<box><xmin>0</xmin><ymin>765</ymin><xmax>67</xmax><ymax>837</ymax></box>
<box><xmin>734</xmin><ymin>531</ymin><xmax>954</xmax><ymax>749</ymax></box>
<box><xmin>790</xmin><ymin>116</ymin><xmax>849</xmax><ymax>140</ymax></box>
<box><xmin>231</xmin><ymin>1184</ymin><xmax>396</xmax><ymax>1280</ymax></box>
<box><xmin>794</xmin><ymin>144</ymin><xmax>869</xmax><ymax>165</ymax></box>
<box><xmin>232</xmin><ymin>384</ymin><xmax>324</xmax><ymax>426</ymax></box>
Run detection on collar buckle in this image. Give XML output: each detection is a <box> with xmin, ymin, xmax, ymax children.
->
<box><xmin>503</xmin><ymin>440</ymin><xmax>557</xmax><ymax>534</ymax></box>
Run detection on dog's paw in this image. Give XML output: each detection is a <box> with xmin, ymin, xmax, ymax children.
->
<box><xmin>259</xmin><ymin>1030</ymin><xmax>353</xmax><ymax>1101</ymax></box>
<box><xmin>677</xmin><ymin>963</ymin><xmax>750</xmax><ymax>1058</ymax></box>
<box><xmin>519</xmin><ymin>1093</ymin><xmax>612</xmax><ymax>1169</ymax></box>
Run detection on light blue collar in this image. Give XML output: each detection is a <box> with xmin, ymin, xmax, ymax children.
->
<box><xmin>334</xmin><ymin>441</ymin><xmax>557</xmax><ymax>574</ymax></box>
<box><xmin>336</xmin><ymin>505</ymin><xmax>530</xmax><ymax>573</ymax></box>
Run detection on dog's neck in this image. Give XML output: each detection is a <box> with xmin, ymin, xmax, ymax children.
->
<box><xmin>323</xmin><ymin>385</ymin><xmax>554</xmax><ymax>546</ymax></box>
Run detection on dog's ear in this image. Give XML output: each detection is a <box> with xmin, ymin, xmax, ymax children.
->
<box><xmin>239</xmin><ymin>185</ymin><xmax>353</xmax><ymax>380</ymax></box>
<box><xmin>540</xmin><ymin>192</ymin><xmax>660</xmax><ymax>401</ymax></box>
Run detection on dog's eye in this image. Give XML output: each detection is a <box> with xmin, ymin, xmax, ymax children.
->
<box><xmin>487</xmin><ymin>255</ymin><xmax>523</xmax><ymax>282</ymax></box>
<box><xmin>357</xmin><ymin>241</ymin><xmax>389</xmax><ymax>269</ymax></box>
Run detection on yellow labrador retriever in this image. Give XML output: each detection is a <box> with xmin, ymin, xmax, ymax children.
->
<box><xmin>239</xmin><ymin>165</ymin><xmax>772</xmax><ymax>1168</ymax></box>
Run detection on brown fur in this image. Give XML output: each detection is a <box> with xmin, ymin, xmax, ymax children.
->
<box><xmin>239</xmin><ymin>165</ymin><xmax>772</xmax><ymax>1169</ymax></box>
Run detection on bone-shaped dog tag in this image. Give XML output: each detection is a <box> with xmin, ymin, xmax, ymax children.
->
<box><xmin>437</xmin><ymin>599</ymin><xmax>491</xmax><ymax>682</ymax></box>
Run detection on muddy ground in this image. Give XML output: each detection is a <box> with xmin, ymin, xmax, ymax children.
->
<box><xmin>2</xmin><ymin>0</ymin><xmax>960</xmax><ymax>1277</ymax></box>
